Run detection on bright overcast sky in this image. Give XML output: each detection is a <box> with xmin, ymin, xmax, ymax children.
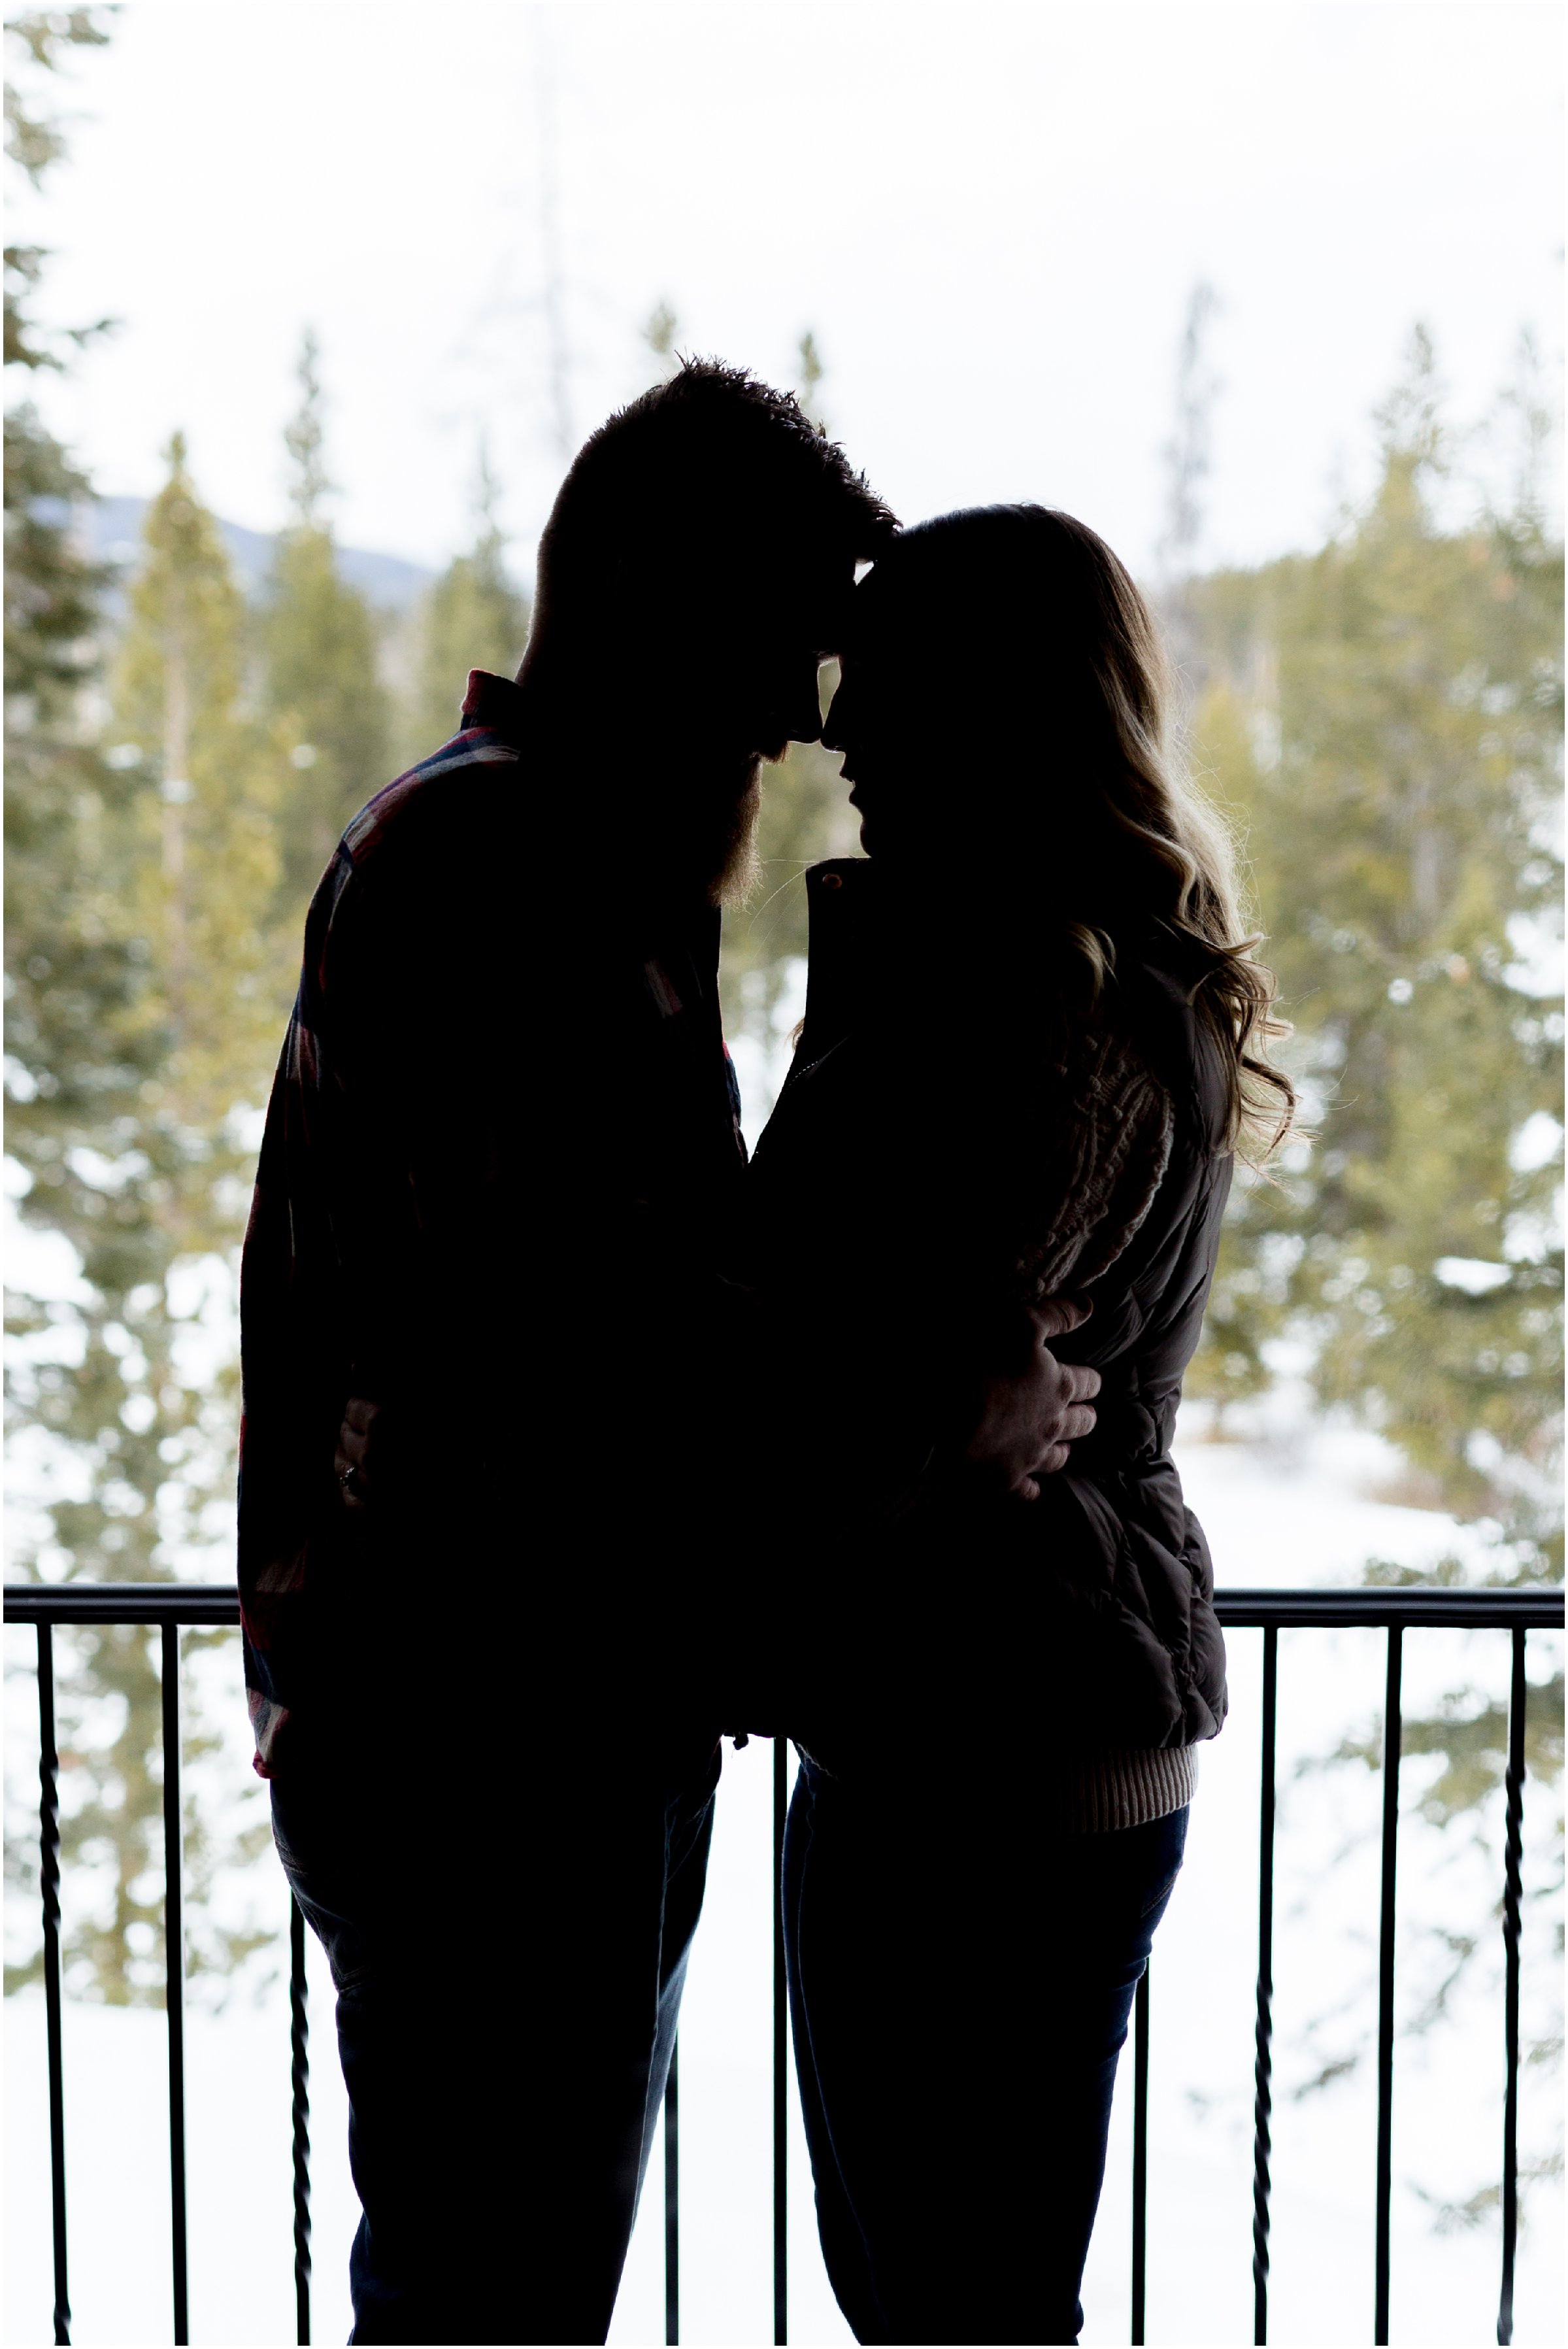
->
<box><xmin>14</xmin><ymin>0</ymin><xmax>1563</xmax><ymax>581</ymax></box>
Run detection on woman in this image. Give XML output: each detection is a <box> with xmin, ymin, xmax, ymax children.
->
<box><xmin>745</xmin><ymin>505</ymin><xmax>1292</xmax><ymax>2346</ymax></box>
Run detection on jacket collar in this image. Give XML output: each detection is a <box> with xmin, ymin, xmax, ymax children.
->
<box><xmin>797</xmin><ymin>858</ymin><xmax>880</xmax><ymax>1060</ymax></box>
<box><xmin>460</xmin><ymin>668</ymin><xmax>719</xmax><ymax>969</ymax></box>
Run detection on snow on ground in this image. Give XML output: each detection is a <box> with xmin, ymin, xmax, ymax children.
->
<box><xmin>5</xmin><ymin>1414</ymin><xmax>1562</xmax><ymax>2343</ymax></box>
<box><xmin>1173</xmin><ymin>1416</ymin><xmax>1507</xmax><ymax>1589</ymax></box>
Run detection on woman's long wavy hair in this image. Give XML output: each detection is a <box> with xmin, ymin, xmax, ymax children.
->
<box><xmin>889</xmin><ymin>505</ymin><xmax>1295</xmax><ymax>1161</ymax></box>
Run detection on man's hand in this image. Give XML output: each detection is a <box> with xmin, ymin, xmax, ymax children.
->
<box><xmin>962</xmin><ymin>1296</ymin><xmax>1100</xmax><ymax>1502</ymax></box>
<box><xmin>333</xmin><ymin>1395</ymin><xmax>380</xmax><ymax>1510</ymax></box>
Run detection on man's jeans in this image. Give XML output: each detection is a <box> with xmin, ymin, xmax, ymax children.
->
<box><xmin>271</xmin><ymin>1721</ymin><xmax>720</xmax><ymax>2346</ymax></box>
<box><xmin>783</xmin><ymin>1752</ymin><xmax>1188</xmax><ymax>2346</ymax></box>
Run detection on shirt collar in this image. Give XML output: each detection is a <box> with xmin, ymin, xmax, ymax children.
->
<box><xmin>460</xmin><ymin>668</ymin><xmax>528</xmax><ymax>742</ymax></box>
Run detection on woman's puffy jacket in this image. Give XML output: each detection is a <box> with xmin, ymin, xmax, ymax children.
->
<box><xmin>744</xmin><ymin>858</ymin><xmax>1233</xmax><ymax>1754</ymax></box>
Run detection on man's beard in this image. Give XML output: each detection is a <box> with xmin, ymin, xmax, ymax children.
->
<box><xmin>709</xmin><ymin>759</ymin><xmax>763</xmax><ymax>907</ymax></box>
<box><xmin>612</xmin><ymin>749</ymin><xmax>767</xmax><ymax>909</ymax></box>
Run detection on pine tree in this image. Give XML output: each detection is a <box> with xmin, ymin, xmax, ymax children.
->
<box><xmin>8</xmin><ymin>432</ymin><xmax>283</xmax><ymax>1606</ymax></box>
<box><xmin>719</xmin><ymin>330</ymin><xmax>858</xmax><ymax>1108</ymax></box>
<box><xmin>4</xmin><ymin>10</ymin><xmax>131</xmax><ymax>1221</ymax></box>
<box><xmin>261</xmin><ymin>330</ymin><xmax>389</xmax><ymax>914</ymax></box>
<box><xmin>401</xmin><ymin>441</ymin><xmax>529</xmax><ymax>762</ymax></box>
<box><xmin>796</xmin><ymin>330</ymin><xmax>825</xmax><ymax>428</ymax></box>
<box><xmin>642</xmin><ymin>299</ymin><xmax>680</xmax><ymax>380</ymax></box>
<box><xmin>5</xmin><ymin>16</ymin><xmax>276</xmax><ymax>2002</ymax></box>
<box><xmin>1185</xmin><ymin>332</ymin><xmax>1563</xmax><ymax>1568</ymax></box>
<box><xmin>115</xmin><ymin>434</ymin><xmax>290</xmax><ymax>1143</ymax></box>
<box><xmin>720</xmin><ymin>721</ymin><xmax>859</xmax><ymax>1103</ymax></box>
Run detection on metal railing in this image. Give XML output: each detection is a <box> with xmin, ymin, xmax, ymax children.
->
<box><xmin>5</xmin><ymin>1580</ymin><xmax>1561</xmax><ymax>2348</ymax></box>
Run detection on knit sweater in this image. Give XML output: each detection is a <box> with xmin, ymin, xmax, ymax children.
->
<box><xmin>748</xmin><ymin>859</ymin><xmax>1234</xmax><ymax>1778</ymax></box>
<box><xmin>1046</xmin><ymin>1744</ymin><xmax>1198</xmax><ymax>1833</ymax></box>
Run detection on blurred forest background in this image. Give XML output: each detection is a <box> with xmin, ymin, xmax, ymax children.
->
<box><xmin>3</xmin><ymin>7</ymin><xmax>1563</xmax><ymax>2218</ymax></box>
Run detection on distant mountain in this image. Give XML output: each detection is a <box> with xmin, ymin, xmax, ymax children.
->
<box><xmin>86</xmin><ymin>496</ymin><xmax>437</xmax><ymax>611</ymax></box>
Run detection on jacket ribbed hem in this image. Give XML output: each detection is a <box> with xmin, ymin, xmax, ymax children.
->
<box><xmin>1046</xmin><ymin>1744</ymin><xmax>1198</xmax><ymax>1833</ymax></box>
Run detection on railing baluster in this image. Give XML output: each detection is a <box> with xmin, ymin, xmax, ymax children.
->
<box><xmin>1252</xmin><ymin>1624</ymin><xmax>1278</xmax><ymax>2344</ymax></box>
<box><xmin>1497</xmin><ymin>1625</ymin><xmax>1527</xmax><ymax>2347</ymax></box>
<box><xmin>5</xmin><ymin>1582</ymin><xmax>1558</xmax><ymax>2346</ymax></box>
<box><xmin>38</xmin><ymin>1623</ymin><xmax>72</xmax><ymax>2346</ymax></box>
<box><xmin>664</xmin><ymin>2035</ymin><xmax>680</xmax><ymax>2346</ymax></box>
<box><xmin>290</xmin><ymin>1897</ymin><xmax>312</xmax><ymax>2344</ymax></box>
<box><xmin>1131</xmin><ymin>1961</ymin><xmax>1150</xmax><ymax>2346</ymax></box>
<box><xmin>1373</xmin><ymin>1625</ymin><xmax>1402</xmax><ymax>2347</ymax></box>
<box><xmin>773</xmin><ymin>1737</ymin><xmax>789</xmax><ymax>2347</ymax></box>
<box><xmin>161</xmin><ymin>1621</ymin><xmax>190</xmax><ymax>2346</ymax></box>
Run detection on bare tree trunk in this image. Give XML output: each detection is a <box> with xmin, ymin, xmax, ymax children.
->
<box><xmin>161</xmin><ymin>581</ymin><xmax>191</xmax><ymax>1027</ymax></box>
<box><xmin>1158</xmin><ymin>282</ymin><xmax>1221</xmax><ymax>700</ymax></box>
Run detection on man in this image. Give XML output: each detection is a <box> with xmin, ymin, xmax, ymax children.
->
<box><xmin>239</xmin><ymin>362</ymin><xmax>1098</xmax><ymax>2344</ymax></box>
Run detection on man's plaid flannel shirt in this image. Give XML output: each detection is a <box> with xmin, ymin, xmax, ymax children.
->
<box><xmin>237</xmin><ymin>671</ymin><xmax>746</xmax><ymax>1776</ymax></box>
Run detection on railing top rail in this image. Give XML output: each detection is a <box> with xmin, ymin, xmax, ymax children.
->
<box><xmin>1213</xmin><ymin>1587</ymin><xmax>1563</xmax><ymax>1630</ymax></box>
<box><xmin>5</xmin><ymin>1583</ymin><xmax>241</xmax><ymax>1626</ymax></box>
<box><xmin>4</xmin><ymin>1581</ymin><xmax>1562</xmax><ymax>1631</ymax></box>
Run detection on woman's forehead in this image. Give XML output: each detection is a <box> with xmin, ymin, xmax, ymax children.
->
<box><xmin>842</xmin><ymin>558</ymin><xmax>941</xmax><ymax>658</ymax></box>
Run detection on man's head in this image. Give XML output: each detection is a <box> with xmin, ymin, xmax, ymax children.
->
<box><xmin>521</xmin><ymin>360</ymin><xmax>896</xmax><ymax>902</ymax></box>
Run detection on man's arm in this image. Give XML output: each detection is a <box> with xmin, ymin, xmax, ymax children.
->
<box><xmin>332</xmin><ymin>1291</ymin><xmax>1097</xmax><ymax>1508</ymax></box>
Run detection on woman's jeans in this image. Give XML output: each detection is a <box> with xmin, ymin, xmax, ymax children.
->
<box><xmin>783</xmin><ymin>1753</ymin><xmax>1188</xmax><ymax>2346</ymax></box>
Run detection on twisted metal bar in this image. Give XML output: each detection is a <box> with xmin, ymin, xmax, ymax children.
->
<box><xmin>38</xmin><ymin>1624</ymin><xmax>72</xmax><ymax>2346</ymax></box>
<box><xmin>5</xmin><ymin>1582</ymin><xmax>1558</xmax><ymax>2343</ymax></box>
<box><xmin>1131</xmin><ymin>1961</ymin><xmax>1150</xmax><ymax>2346</ymax></box>
<box><xmin>290</xmin><ymin>1898</ymin><xmax>312</xmax><ymax>2345</ymax></box>
<box><xmin>1373</xmin><ymin>1627</ymin><xmax>1402</xmax><ymax>2347</ymax></box>
<box><xmin>664</xmin><ymin>2036</ymin><xmax>679</xmax><ymax>2346</ymax></box>
<box><xmin>773</xmin><ymin>1738</ymin><xmax>789</xmax><ymax>2347</ymax></box>
<box><xmin>1252</xmin><ymin>1625</ymin><xmax>1278</xmax><ymax>2344</ymax></box>
<box><xmin>161</xmin><ymin>1623</ymin><xmax>190</xmax><ymax>2345</ymax></box>
<box><xmin>1497</xmin><ymin>1626</ymin><xmax>1527</xmax><ymax>2347</ymax></box>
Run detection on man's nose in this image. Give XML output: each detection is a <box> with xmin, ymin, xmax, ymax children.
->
<box><xmin>782</xmin><ymin>671</ymin><xmax>826</xmax><ymax>745</ymax></box>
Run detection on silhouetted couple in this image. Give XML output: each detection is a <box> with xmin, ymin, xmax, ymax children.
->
<box><xmin>239</xmin><ymin>362</ymin><xmax>1290</xmax><ymax>2346</ymax></box>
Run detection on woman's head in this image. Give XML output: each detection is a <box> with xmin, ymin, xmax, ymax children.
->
<box><xmin>824</xmin><ymin>504</ymin><xmax>1293</xmax><ymax>1153</ymax></box>
<box><xmin>827</xmin><ymin>506</ymin><xmax>1170</xmax><ymax>877</ymax></box>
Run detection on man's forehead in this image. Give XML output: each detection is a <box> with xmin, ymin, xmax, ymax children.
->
<box><xmin>748</xmin><ymin>547</ymin><xmax>854</xmax><ymax>651</ymax></box>
<box><xmin>816</xmin><ymin>568</ymin><xmax>861</xmax><ymax>651</ymax></box>
<box><xmin>778</xmin><ymin>538</ymin><xmax>857</xmax><ymax>600</ymax></box>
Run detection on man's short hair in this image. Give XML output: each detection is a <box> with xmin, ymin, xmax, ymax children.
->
<box><xmin>538</xmin><ymin>358</ymin><xmax>897</xmax><ymax>621</ymax></box>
